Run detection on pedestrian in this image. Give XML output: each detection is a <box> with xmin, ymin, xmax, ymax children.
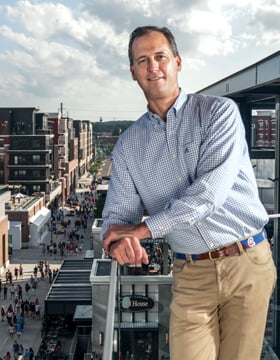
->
<box><xmin>8</xmin><ymin>324</ymin><xmax>15</xmax><ymax>338</ymax></box>
<box><xmin>29</xmin><ymin>347</ymin><xmax>34</xmax><ymax>360</ymax></box>
<box><xmin>3</xmin><ymin>351</ymin><xmax>11</xmax><ymax>360</ymax></box>
<box><xmin>13</xmin><ymin>340</ymin><xmax>19</xmax><ymax>359</ymax></box>
<box><xmin>18</xmin><ymin>344</ymin><xmax>24</xmax><ymax>357</ymax></box>
<box><xmin>102</xmin><ymin>25</ymin><xmax>276</xmax><ymax>360</ymax></box>
<box><xmin>35</xmin><ymin>302</ymin><xmax>41</xmax><ymax>319</ymax></box>
<box><xmin>7</xmin><ymin>308</ymin><xmax>13</xmax><ymax>325</ymax></box>
<box><xmin>31</xmin><ymin>280</ymin><xmax>38</xmax><ymax>296</ymax></box>
<box><xmin>17</xmin><ymin>284</ymin><xmax>23</xmax><ymax>300</ymax></box>
<box><xmin>23</xmin><ymin>348</ymin><xmax>30</xmax><ymax>360</ymax></box>
<box><xmin>8</xmin><ymin>271</ymin><xmax>12</xmax><ymax>284</ymax></box>
<box><xmin>14</xmin><ymin>267</ymin><xmax>19</xmax><ymax>280</ymax></box>
<box><xmin>19</xmin><ymin>264</ymin><xmax>23</xmax><ymax>279</ymax></box>
<box><xmin>10</xmin><ymin>283</ymin><xmax>15</xmax><ymax>300</ymax></box>
<box><xmin>15</xmin><ymin>322</ymin><xmax>22</xmax><ymax>339</ymax></box>
<box><xmin>1</xmin><ymin>305</ymin><xmax>5</xmax><ymax>321</ymax></box>
<box><xmin>24</xmin><ymin>282</ymin><xmax>30</xmax><ymax>296</ymax></box>
<box><xmin>18</xmin><ymin>313</ymin><xmax>25</xmax><ymax>330</ymax></box>
<box><xmin>5</xmin><ymin>270</ymin><xmax>10</xmax><ymax>283</ymax></box>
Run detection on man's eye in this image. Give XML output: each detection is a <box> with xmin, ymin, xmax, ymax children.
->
<box><xmin>138</xmin><ymin>58</ymin><xmax>147</xmax><ymax>64</ymax></box>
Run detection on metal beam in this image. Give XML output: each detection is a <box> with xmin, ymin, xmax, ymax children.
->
<box><xmin>273</xmin><ymin>96</ymin><xmax>280</xmax><ymax>356</ymax></box>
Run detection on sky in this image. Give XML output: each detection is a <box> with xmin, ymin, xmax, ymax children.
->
<box><xmin>0</xmin><ymin>0</ymin><xmax>279</xmax><ymax>121</ymax></box>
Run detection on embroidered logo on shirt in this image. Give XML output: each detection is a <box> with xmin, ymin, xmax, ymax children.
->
<box><xmin>247</xmin><ymin>237</ymin><xmax>256</xmax><ymax>247</ymax></box>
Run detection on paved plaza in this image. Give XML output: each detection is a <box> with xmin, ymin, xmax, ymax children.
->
<box><xmin>0</xmin><ymin>185</ymin><xmax>94</xmax><ymax>359</ymax></box>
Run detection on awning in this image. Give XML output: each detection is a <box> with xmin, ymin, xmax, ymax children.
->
<box><xmin>73</xmin><ymin>305</ymin><xmax>92</xmax><ymax>321</ymax></box>
<box><xmin>30</xmin><ymin>207</ymin><xmax>51</xmax><ymax>230</ymax></box>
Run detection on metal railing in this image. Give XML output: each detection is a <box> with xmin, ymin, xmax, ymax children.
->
<box><xmin>103</xmin><ymin>259</ymin><xmax>118</xmax><ymax>360</ymax></box>
<box><xmin>261</xmin><ymin>339</ymin><xmax>280</xmax><ymax>359</ymax></box>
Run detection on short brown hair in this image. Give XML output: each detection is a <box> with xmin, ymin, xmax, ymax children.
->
<box><xmin>128</xmin><ymin>26</ymin><xmax>180</xmax><ymax>65</ymax></box>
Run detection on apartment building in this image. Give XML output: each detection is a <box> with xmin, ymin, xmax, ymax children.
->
<box><xmin>253</xmin><ymin>110</ymin><xmax>276</xmax><ymax>148</ymax></box>
<box><xmin>0</xmin><ymin>106</ymin><xmax>95</xmax><ymax>250</ymax></box>
<box><xmin>0</xmin><ymin>186</ymin><xmax>10</xmax><ymax>274</ymax></box>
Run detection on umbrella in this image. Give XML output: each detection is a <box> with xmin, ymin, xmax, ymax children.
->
<box><xmin>12</xmin><ymin>192</ymin><xmax>26</xmax><ymax>198</ymax></box>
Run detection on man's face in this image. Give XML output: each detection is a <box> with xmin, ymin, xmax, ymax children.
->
<box><xmin>130</xmin><ymin>31</ymin><xmax>182</xmax><ymax>102</ymax></box>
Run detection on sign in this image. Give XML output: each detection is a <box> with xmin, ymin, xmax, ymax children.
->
<box><xmin>121</xmin><ymin>295</ymin><xmax>154</xmax><ymax>312</ymax></box>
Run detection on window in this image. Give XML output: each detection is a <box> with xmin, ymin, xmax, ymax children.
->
<box><xmin>32</xmin><ymin>185</ymin><xmax>41</xmax><ymax>192</ymax></box>
<box><xmin>32</xmin><ymin>170</ymin><xmax>41</xmax><ymax>178</ymax></box>
<box><xmin>18</xmin><ymin>169</ymin><xmax>27</xmax><ymax>176</ymax></box>
<box><xmin>14</xmin><ymin>155</ymin><xmax>26</xmax><ymax>165</ymax></box>
<box><xmin>32</xmin><ymin>155</ymin><xmax>40</xmax><ymax>163</ymax></box>
<box><xmin>258</xmin><ymin>120</ymin><xmax>264</xmax><ymax>129</ymax></box>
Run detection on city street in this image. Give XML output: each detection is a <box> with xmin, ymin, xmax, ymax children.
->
<box><xmin>0</xmin><ymin>185</ymin><xmax>95</xmax><ymax>359</ymax></box>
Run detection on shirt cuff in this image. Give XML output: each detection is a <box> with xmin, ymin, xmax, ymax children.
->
<box><xmin>144</xmin><ymin>213</ymin><xmax>173</xmax><ymax>238</ymax></box>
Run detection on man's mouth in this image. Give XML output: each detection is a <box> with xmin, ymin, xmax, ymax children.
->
<box><xmin>148</xmin><ymin>76</ymin><xmax>163</xmax><ymax>81</ymax></box>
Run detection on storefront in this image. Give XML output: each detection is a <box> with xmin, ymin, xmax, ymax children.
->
<box><xmin>91</xmin><ymin>259</ymin><xmax>173</xmax><ymax>359</ymax></box>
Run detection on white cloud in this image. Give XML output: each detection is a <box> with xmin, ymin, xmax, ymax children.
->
<box><xmin>253</xmin><ymin>1</ymin><xmax>280</xmax><ymax>45</ymax></box>
<box><xmin>0</xmin><ymin>0</ymin><xmax>279</xmax><ymax>120</ymax></box>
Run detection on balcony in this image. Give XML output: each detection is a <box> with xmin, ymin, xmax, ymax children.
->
<box><xmin>58</xmin><ymin>135</ymin><xmax>65</xmax><ymax>146</ymax></box>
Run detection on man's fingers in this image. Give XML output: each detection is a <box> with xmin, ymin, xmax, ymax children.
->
<box><xmin>130</xmin><ymin>237</ymin><xmax>147</xmax><ymax>264</ymax></box>
<box><xmin>109</xmin><ymin>240</ymin><xmax>131</xmax><ymax>265</ymax></box>
<box><xmin>108</xmin><ymin>237</ymin><xmax>149</xmax><ymax>265</ymax></box>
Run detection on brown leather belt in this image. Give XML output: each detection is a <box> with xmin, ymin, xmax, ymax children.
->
<box><xmin>194</xmin><ymin>242</ymin><xmax>246</xmax><ymax>260</ymax></box>
<box><xmin>175</xmin><ymin>229</ymin><xmax>266</xmax><ymax>261</ymax></box>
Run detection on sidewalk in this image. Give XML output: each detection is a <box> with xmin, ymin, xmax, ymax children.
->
<box><xmin>0</xmin><ymin>251</ymin><xmax>62</xmax><ymax>358</ymax></box>
<box><xmin>0</xmin><ymin>187</ymin><xmax>94</xmax><ymax>359</ymax></box>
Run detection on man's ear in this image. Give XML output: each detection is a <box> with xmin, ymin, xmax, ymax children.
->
<box><xmin>176</xmin><ymin>55</ymin><xmax>182</xmax><ymax>72</ymax></box>
<box><xmin>130</xmin><ymin>65</ymin><xmax>136</xmax><ymax>81</ymax></box>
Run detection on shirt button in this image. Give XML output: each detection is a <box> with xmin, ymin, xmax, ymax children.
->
<box><xmin>178</xmin><ymin>177</ymin><xmax>182</xmax><ymax>182</ymax></box>
<box><xmin>172</xmin><ymin>154</ymin><xmax>176</xmax><ymax>158</ymax></box>
<box><xmin>209</xmin><ymin>243</ymin><xmax>214</xmax><ymax>248</ymax></box>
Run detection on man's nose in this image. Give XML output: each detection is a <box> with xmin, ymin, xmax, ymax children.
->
<box><xmin>147</xmin><ymin>59</ymin><xmax>159</xmax><ymax>72</ymax></box>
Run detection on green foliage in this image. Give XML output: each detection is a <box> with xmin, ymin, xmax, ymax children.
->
<box><xmin>95</xmin><ymin>195</ymin><xmax>106</xmax><ymax>218</ymax></box>
<box><xmin>89</xmin><ymin>157</ymin><xmax>103</xmax><ymax>174</ymax></box>
<box><xmin>93</xmin><ymin>120</ymin><xmax>134</xmax><ymax>135</ymax></box>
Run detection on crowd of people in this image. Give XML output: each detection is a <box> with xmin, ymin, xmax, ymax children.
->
<box><xmin>0</xmin><ymin>262</ymin><xmax>59</xmax><ymax>360</ymax></box>
<box><xmin>1</xmin><ymin>186</ymin><xmax>95</xmax><ymax>359</ymax></box>
<box><xmin>44</xmin><ymin>191</ymin><xmax>95</xmax><ymax>260</ymax></box>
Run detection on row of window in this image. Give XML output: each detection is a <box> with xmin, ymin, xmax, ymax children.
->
<box><xmin>9</xmin><ymin>169</ymin><xmax>49</xmax><ymax>179</ymax></box>
<box><xmin>10</xmin><ymin>154</ymin><xmax>49</xmax><ymax>165</ymax></box>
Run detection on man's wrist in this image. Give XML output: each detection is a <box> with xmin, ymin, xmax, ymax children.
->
<box><xmin>135</xmin><ymin>222</ymin><xmax>152</xmax><ymax>240</ymax></box>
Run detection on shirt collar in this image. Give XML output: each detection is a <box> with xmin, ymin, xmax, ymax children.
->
<box><xmin>147</xmin><ymin>88</ymin><xmax>188</xmax><ymax>121</ymax></box>
<box><xmin>172</xmin><ymin>89</ymin><xmax>188</xmax><ymax>114</ymax></box>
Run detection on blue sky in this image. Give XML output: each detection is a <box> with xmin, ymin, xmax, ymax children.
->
<box><xmin>0</xmin><ymin>0</ymin><xmax>279</xmax><ymax>120</ymax></box>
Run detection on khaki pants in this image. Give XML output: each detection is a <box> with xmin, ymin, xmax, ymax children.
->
<box><xmin>170</xmin><ymin>239</ymin><xmax>276</xmax><ymax>360</ymax></box>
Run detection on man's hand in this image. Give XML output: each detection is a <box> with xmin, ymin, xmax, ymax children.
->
<box><xmin>103</xmin><ymin>223</ymin><xmax>151</xmax><ymax>265</ymax></box>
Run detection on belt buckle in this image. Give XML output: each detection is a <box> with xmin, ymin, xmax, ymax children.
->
<box><xmin>208</xmin><ymin>247</ymin><xmax>220</xmax><ymax>261</ymax></box>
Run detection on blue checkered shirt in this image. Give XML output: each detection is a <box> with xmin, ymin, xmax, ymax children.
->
<box><xmin>101</xmin><ymin>91</ymin><xmax>268</xmax><ymax>254</ymax></box>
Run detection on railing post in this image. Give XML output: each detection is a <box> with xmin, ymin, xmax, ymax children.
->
<box><xmin>103</xmin><ymin>259</ymin><xmax>118</xmax><ymax>360</ymax></box>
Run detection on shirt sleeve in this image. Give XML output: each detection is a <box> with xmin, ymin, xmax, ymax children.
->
<box><xmin>100</xmin><ymin>139</ymin><xmax>145</xmax><ymax>240</ymax></box>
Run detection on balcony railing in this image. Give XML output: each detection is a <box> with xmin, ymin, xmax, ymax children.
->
<box><xmin>103</xmin><ymin>259</ymin><xmax>118</xmax><ymax>360</ymax></box>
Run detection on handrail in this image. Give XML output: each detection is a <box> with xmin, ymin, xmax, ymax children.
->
<box><xmin>262</xmin><ymin>338</ymin><xmax>280</xmax><ymax>359</ymax></box>
<box><xmin>103</xmin><ymin>259</ymin><xmax>118</xmax><ymax>360</ymax></box>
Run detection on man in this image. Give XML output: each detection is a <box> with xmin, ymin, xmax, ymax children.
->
<box><xmin>102</xmin><ymin>26</ymin><xmax>276</xmax><ymax>359</ymax></box>
<box><xmin>13</xmin><ymin>339</ymin><xmax>19</xmax><ymax>358</ymax></box>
